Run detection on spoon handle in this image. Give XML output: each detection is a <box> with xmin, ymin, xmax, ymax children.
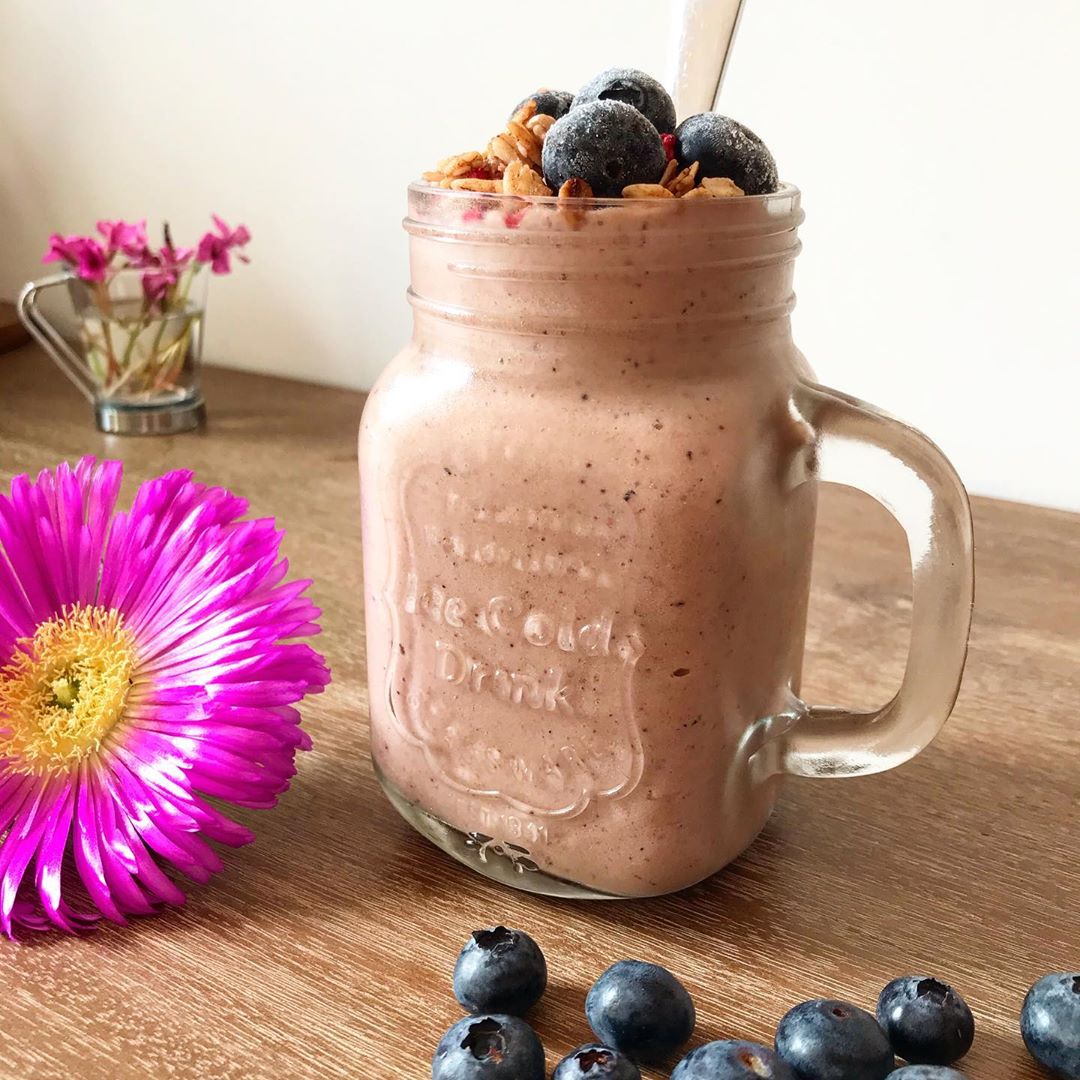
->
<box><xmin>668</xmin><ymin>0</ymin><xmax>747</xmax><ymax>119</ymax></box>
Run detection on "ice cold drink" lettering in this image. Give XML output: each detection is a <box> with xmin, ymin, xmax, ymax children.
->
<box><xmin>403</xmin><ymin>573</ymin><xmax>643</xmax><ymax>662</ymax></box>
<box><xmin>434</xmin><ymin>640</ymin><xmax>573</xmax><ymax>714</ymax></box>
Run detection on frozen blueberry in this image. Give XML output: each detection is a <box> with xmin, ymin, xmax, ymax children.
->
<box><xmin>1021</xmin><ymin>972</ymin><xmax>1080</xmax><ymax>1079</ymax></box>
<box><xmin>876</xmin><ymin>976</ymin><xmax>975</xmax><ymax>1065</ymax></box>
<box><xmin>552</xmin><ymin>1043</ymin><xmax>641</xmax><ymax>1079</ymax></box>
<box><xmin>890</xmin><ymin>1068</ymin><xmax>970</xmax><ymax>1079</ymax></box>
<box><xmin>585</xmin><ymin>959</ymin><xmax>696</xmax><ymax>1065</ymax></box>
<box><xmin>452</xmin><ymin>926</ymin><xmax>547</xmax><ymax>1015</ymax></box>
<box><xmin>542</xmin><ymin>100</ymin><xmax>666</xmax><ymax>198</ymax></box>
<box><xmin>775</xmin><ymin>999</ymin><xmax>894</xmax><ymax>1080</ymax></box>
<box><xmin>511</xmin><ymin>89</ymin><xmax>574</xmax><ymax>120</ymax></box>
<box><xmin>673</xmin><ymin>113</ymin><xmax>779</xmax><ymax>195</ymax></box>
<box><xmin>574</xmin><ymin>67</ymin><xmax>677</xmax><ymax>136</ymax></box>
<box><xmin>672</xmin><ymin>1039</ymin><xmax>797</xmax><ymax>1079</ymax></box>
<box><xmin>432</xmin><ymin>1014</ymin><xmax>545</xmax><ymax>1080</ymax></box>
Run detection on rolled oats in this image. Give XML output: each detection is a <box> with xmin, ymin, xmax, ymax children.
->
<box><xmin>450</xmin><ymin>178</ymin><xmax>502</xmax><ymax>193</ymax></box>
<box><xmin>436</xmin><ymin>151</ymin><xmax>485</xmax><ymax>179</ymax></box>
<box><xmin>558</xmin><ymin>178</ymin><xmax>594</xmax><ymax>199</ymax></box>
<box><xmin>503</xmin><ymin>160</ymin><xmax>552</xmax><ymax>197</ymax></box>
<box><xmin>506</xmin><ymin>119</ymin><xmax>543</xmax><ymax>166</ymax></box>
<box><xmin>622</xmin><ymin>183</ymin><xmax>675</xmax><ymax>199</ymax></box>
<box><xmin>700</xmin><ymin>176</ymin><xmax>745</xmax><ymax>197</ymax></box>
<box><xmin>526</xmin><ymin>113</ymin><xmax>556</xmax><ymax>142</ymax></box>
<box><xmin>488</xmin><ymin>134</ymin><xmax>519</xmax><ymax>166</ymax></box>
<box><xmin>666</xmin><ymin>161</ymin><xmax>700</xmax><ymax>197</ymax></box>
<box><xmin>511</xmin><ymin>99</ymin><xmax>538</xmax><ymax>126</ymax></box>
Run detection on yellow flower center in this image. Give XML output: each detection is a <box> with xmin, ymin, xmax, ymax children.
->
<box><xmin>0</xmin><ymin>605</ymin><xmax>136</xmax><ymax>775</ymax></box>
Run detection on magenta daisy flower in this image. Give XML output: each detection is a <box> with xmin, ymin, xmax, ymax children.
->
<box><xmin>0</xmin><ymin>458</ymin><xmax>329</xmax><ymax>937</ymax></box>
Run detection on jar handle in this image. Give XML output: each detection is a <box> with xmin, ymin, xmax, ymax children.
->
<box><xmin>779</xmin><ymin>380</ymin><xmax>974</xmax><ymax>778</ymax></box>
<box><xmin>17</xmin><ymin>274</ymin><xmax>98</xmax><ymax>403</ymax></box>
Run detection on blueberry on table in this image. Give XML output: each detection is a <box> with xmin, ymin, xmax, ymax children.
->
<box><xmin>890</xmin><ymin>1067</ymin><xmax>970</xmax><ymax>1079</ymax></box>
<box><xmin>452</xmin><ymin>926</ymin><xmax>547</xmax><ymax>1015</ymax></box>
<box><xmin>585</xmin><ymin>958</ymin><xmax>696</xmax><ymax>1065</ymax></box>
<box><xmin>875</xmin><ymin>976</ymin><xmax>975</xmax><ymax>1065</ymax></box>
<box><xmin>1021</xmin><ymin>972</ymin><xmax>1080</xmax><ymax>1079</ymax></box>
<box><xmin>542</xmin><ymin>100</ymin><xmax>667</xmax><ymax>198</ymax></box>
<box><xmin>672</xmin><ymin>1039</ymin><xmax>796</xmax><ymax>1078</ymax></box>
<box><xmin>574</xmin><ymin>67</ymin><xmax>677</xmax><ymax>136</ymax></box>
<box><xmin>774</xmin><ymin>998</ymin><xmax>895</xmax><ymax>1080</ymax></box>
<box><xmin>432</xmin><ymin>1014</ymin><xmax>545</xmax><ymax>1080</ymax></box>
<box><xmin>673</xmin><ymin>113</ymin><xmax>779</xmax><ymax>196</ymax></box>
<box><xmin>553</xmin><ymin>1043</ymin><xmax>641</xmax><ymax>1079</ymax></box>
<box><xmin>512</xmin><ymin>89</ymin><xmax>574</xmax><ymax>120</ymax></box>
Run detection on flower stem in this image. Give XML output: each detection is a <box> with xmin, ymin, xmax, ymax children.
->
<box><xmin>94</xmin><ymin>279</ymin><xmax>121</xmax><ymax>381</ymax></box>
<box><xmin>150</xmin><ymin>267</ymin><xmax>199</xmax><ymax>393</ymax></box>
<box><xmin>150</xmin><ymin>317</ymin><xmax>194</xmax><ymax>392</ymax></box>
<box><xmin>146</xmin><ymin>266</ymin><xmax>196</xmax><ymax>378</ymax></box>
<box><xmin>118</xmin><ymin>296</ymin><xmax>151</xmax><ymax>370</ymax></box>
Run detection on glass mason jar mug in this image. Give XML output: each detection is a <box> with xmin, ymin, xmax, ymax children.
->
<box><xmin>359</xmin><ymin>184</ymin><xmax>974</xmax><ymax>899</ymax></box>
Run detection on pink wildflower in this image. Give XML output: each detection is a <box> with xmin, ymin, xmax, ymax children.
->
<box><xmin>95</xmin><ymin>220</ymin><xmax>148</xmax><ymax>259</ymax></box>
<box><xmin>41</xmin><ymin>235</ymin><xmax>110</xmax><ymax>283</ymax></box>
<box><xmin>135</xmin><ymin>230</ymin><xmax>195</xmax><ymax>304</ymax></box>
<box><xmin>161</xmin><ymin>245</ymin><xmax>195</xmax><ymax>270</ymax></box>
<box><xmin>140</xmin><ymin>268</ymin><xmax>179</xmax><ymax>307</ymax></box>
<box><xmin>196</xmin><ymin>216</ymin><xmax>251</xmax><ymax>275</ymax></box>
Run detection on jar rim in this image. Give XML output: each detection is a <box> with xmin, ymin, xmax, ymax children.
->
<box><xmin>407</xmin><ymin>179</ymin><xmax>800</xmax><ymax>208</ymax></box>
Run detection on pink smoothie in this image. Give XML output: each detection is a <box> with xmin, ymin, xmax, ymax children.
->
<box><xmin>360</xmin><ymin>185</ymin><xmax>818</xmax><ymax>896</ymax></box>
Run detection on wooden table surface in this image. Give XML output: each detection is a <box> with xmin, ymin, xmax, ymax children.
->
<box><xmin>0</xmin><ymin>302</ymin><xmax>31</xmax><ymax>355</ymax></box>
<box><xmin>1</xmin><ymin>345</ymin><xmax>1077</xmax><ymax>1080</ymax></box>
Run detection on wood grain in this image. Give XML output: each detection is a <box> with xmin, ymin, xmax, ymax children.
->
<box><xmin>0</xmin><ymin>344</ymin><xmax>1077</xmax><ymax>1080</ymax></box>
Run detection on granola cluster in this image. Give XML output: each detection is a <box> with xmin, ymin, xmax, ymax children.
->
<box><xmin>422</xmin><ymin>100</ymin><xmax>557</xmax><ymax>197</ymax></box>
<box><xmin>421</xmin><ymin>96</ymin><xmax>745</xmax><ymax>201</ymax></box>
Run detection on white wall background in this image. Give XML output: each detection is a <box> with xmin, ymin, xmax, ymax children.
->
<box><xmin>1</xmin><ymin>0</ymin><xmax>1077</xmax><ymax>509</ymax></box>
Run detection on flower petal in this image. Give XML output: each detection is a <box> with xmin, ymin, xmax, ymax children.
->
<box><xmin>1</xmin><ymin>457</ymin><xmax>326</xmax><ymax>935</ymax></box>
<box><xmin>0</xmin><ymin>777</ymin><xmax>53</xmax><ymax>937</ymax></box>
<box><xmin>71</xmin><ymin>769</ymin><xmax>127</xmax><ymax>925</ymax></box>
<box><xmin>32</xmin><ymin>776</ymin><xmax>81</xmax><ymax>932</ymax></box>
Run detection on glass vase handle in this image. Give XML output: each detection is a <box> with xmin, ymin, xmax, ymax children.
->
<box><xmin>17</xmin><ymin>274</ymin><xmax>97</xmax><ymax>403</ymax></box>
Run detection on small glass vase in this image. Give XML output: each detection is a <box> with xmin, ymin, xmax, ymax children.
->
<box><xmin>18</xmin><ymin>265</ymin><xmax>208</xmax><ymax>434</ymax></box>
